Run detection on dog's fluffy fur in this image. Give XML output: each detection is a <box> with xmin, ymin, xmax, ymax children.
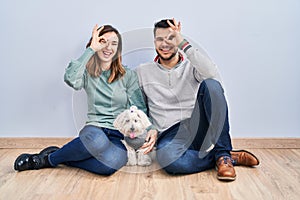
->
<box><xmin>113</xmin><ymin>106</ymin><xmax>152</xmax><ymax>166</ymax></box>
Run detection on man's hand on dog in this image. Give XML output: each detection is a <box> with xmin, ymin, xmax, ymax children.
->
<box><xmin>141</xmin><ymin>129</ymin><xmax>158</xmax><ymax>154</ymax></box>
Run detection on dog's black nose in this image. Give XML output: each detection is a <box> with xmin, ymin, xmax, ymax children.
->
<box><xmin>130</xmin><ymin>127</ymin><xmax>135</xmax><ymax>131</ymax></box>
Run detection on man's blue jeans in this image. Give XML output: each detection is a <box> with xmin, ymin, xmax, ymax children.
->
<box><xmin>156</xmin><ymin>79</ymin><xmax>233</xmax><ymax>174</ymax></box>
<box><xmin>48</xmin><ymin>125</ymin><xmax>128</xmax><ymax>175</ymax></box>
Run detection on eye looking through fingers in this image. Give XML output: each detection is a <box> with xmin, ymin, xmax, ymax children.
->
<box><xmin>167</xmin><ymin>35</ymin><xmax>175</xmax><ymax>40</ymax></box>
<box><xmin>155</xmin><ymin>36</ymin><xmax>176</xmax><ymax>44</ymax></box>
<box><xmin>99</xmin><ymin>37</ymin><xmax>107</xmax><ymax>44</ymax></box>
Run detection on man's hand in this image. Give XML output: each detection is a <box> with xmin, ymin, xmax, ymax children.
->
<box><xmin>167</xmin><ymin>18</ymin><xmax>184</xmax><ymax>47</ymax></box>
<box><xmin>90</xmin><ymin>24</ymin><xmax>107</xmax><ymax>52</ymax></box>
<box><xmin>141</xmin><ymin>129</ymin><xmax>158</xmax><ymax>154</ymax></box>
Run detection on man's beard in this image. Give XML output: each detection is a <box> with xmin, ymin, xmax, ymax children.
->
<box><xmin>156</xmin><ymin>49</ymin><xmax>178</xmax><ymax>61</ymax></box>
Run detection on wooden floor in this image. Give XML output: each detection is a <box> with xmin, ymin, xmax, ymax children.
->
<box><xmin>1</xmin><ymin>141</ymin><xmax>300</xmax><ymax>199</ymax></box>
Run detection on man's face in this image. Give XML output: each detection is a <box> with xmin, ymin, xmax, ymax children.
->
<box><xmin>154</xmin><ymin>28</ymin><xmax>178</xmax><ymax>61</ymax></box>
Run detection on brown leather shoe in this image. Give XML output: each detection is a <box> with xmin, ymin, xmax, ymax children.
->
<box><xmin>231</xmin><ymin>150</ymin><xmax>260</xmax><ymax>166</ymax></box>
<box><xmin>216</xmin><ymin>156</ymin><xmax>236</xmax><ymax>181</ymax></box>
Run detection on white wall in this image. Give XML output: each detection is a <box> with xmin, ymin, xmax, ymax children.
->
<box><xmin>0</xmin><ymin>0</ymin><xmax>299</xmax><ymax>137</ymax></box>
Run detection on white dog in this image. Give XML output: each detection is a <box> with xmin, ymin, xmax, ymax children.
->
<box><xmin>113</xmin><ymin>106</ymin><xmax>152</xmax><ymax>166</ymax></box>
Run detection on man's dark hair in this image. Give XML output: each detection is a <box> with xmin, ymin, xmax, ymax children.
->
<box><xmin>153</xmin><ymin>19</ymin><xmax>175</xmax><ymax>36</ymax></box>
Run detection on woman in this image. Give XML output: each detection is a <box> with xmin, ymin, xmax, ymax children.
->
<box><xmin>14</xmin><ymin>24</ymin><xmax>148</xmax><ymax>175</ymax></box>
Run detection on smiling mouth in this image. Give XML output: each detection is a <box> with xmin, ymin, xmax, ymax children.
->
<box><xmin>103</xmin><ymin>51</ymin><xmax>113</xmax><ymax>57</ymax></box>
<box><xmin>160</xmin><ymin>46</ymin><xmax>171</xmax><ymax>51</ymax></box>
<box><xmin>159</xmin><ymin>45</ymin><xmax>175</xmax><ymax>53</ymax></box>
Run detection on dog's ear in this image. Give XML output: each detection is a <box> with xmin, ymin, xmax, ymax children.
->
<box><xmin>113</xmin><ymin>110</ymin><xmax>127</xmax><ymax>130</ymax></box>
<box><xmin>136</xmin><ymin>109</ymin><xmax>152</xmax><ymax>129</ymax></box>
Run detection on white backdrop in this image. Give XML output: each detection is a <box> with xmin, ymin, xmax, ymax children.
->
<box><xmin>0</xmin><ymin>0</ymin><xmax>299</xmax><ymax>137</ymax></box>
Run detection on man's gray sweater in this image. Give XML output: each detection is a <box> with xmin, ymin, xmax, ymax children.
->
<box><xmin>136</xmin><ymin>40</ymin><xmax>221</xmax><ymax>133</ymax></box>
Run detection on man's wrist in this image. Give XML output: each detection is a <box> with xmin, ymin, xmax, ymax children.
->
<box><xmin>178</xmin><ymin>39</ymin><xmax>192</xmax><ymax>53</ymax></box>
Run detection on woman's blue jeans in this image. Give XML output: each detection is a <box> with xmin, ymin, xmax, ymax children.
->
<box><xmin>156</xmin><ymin>79</ymin><xmax>233</xmax><ymax>174</ymax></box>
<box><xmin>48</xmin><ymin>125</ymin><xmax>128</xmax><ymax>175</ymax></box>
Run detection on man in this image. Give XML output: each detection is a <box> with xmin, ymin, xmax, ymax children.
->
<box><xmin>138</xmin><ymin>18</ymin><xmax>259</xmax><ymax>181</ymax></box>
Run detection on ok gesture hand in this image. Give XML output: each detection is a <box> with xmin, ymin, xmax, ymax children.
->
<box><xmin>167</xmin><ymin>18</ymin><xmax>184</xmax><ymax>47</ymax></box>
<box><xmin>90</xmin><ymin>24</ymin><xmax>107</xmax><ymax>52</ymax></box>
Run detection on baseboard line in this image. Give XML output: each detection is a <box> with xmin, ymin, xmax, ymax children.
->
<box><xmin>0</xmin><ymin>137</ymin><xmax>299</xmax><ymax>149</ymax></box>
<box><xmin>231</xmin><ymin>138</ymin><xmax>300</xmax><ymax>149</ymax></box>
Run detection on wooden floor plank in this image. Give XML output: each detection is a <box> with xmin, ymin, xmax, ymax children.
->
<box><xmin>1</xmin><ymin>148</ymin><xmax>300</xmax><ymax>200</ymax></box>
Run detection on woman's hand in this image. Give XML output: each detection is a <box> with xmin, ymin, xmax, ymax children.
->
<box><xmin>141</xmin><ymin>129</ymin><xmax>158</xmax><ymax>154</ymax></box>
<box><xmin>90</xmin><ymin>24</ymin><xmax>107</xmax><ymax>52</ymax></box>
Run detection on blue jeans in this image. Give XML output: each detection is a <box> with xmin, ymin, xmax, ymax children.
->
<box><xmin>48</xmin><ymin>125</ymin><xmax>127</xmax><ymax>175</ymax></box>
<box><xmin>156</xmin><ymin>79</ymin><xmax>233</xmax><ymax>174</ymax></box>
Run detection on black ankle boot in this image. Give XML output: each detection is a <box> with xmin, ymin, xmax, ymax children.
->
<box><xmin>14</xmin><ymin>146</ymin><xmax>59</xmax><ymax>171</ymax></box>
<box><xmin>14</xmin><ymin>153</ymin><xmax>49</xmax><ymax>171</ymax></box>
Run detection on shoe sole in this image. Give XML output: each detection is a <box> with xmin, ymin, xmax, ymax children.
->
<box><xmin>217</xmin><ymin>175</ymin><xmax>236</xmax><ymax>181</ymax></box>
<box><xmin>231</xmin><ymin>149</ymin><xmax>260</xmax><ymax>166</ymax></box>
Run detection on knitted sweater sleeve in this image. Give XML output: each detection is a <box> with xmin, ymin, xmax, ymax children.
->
<box><xmin>178</xmin><ymin>39</ymin><xmax>220</xmax><ymax>82</ymax></box>
<box><xmin>64</xmin><ymin>47</ymin><xmax>95</xmax><ymax>90</ymax></box>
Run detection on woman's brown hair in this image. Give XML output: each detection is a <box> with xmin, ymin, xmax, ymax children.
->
<box><xmin>86</xmin><ymin>25</ymin><xmax>125</xmax><ymax>83</ymax></box>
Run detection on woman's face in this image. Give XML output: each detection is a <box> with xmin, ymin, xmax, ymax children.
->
<box><xmin>96</xmin><ymin>31</ymin><xmax>119</xmax><ymax>63</ymax></box>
